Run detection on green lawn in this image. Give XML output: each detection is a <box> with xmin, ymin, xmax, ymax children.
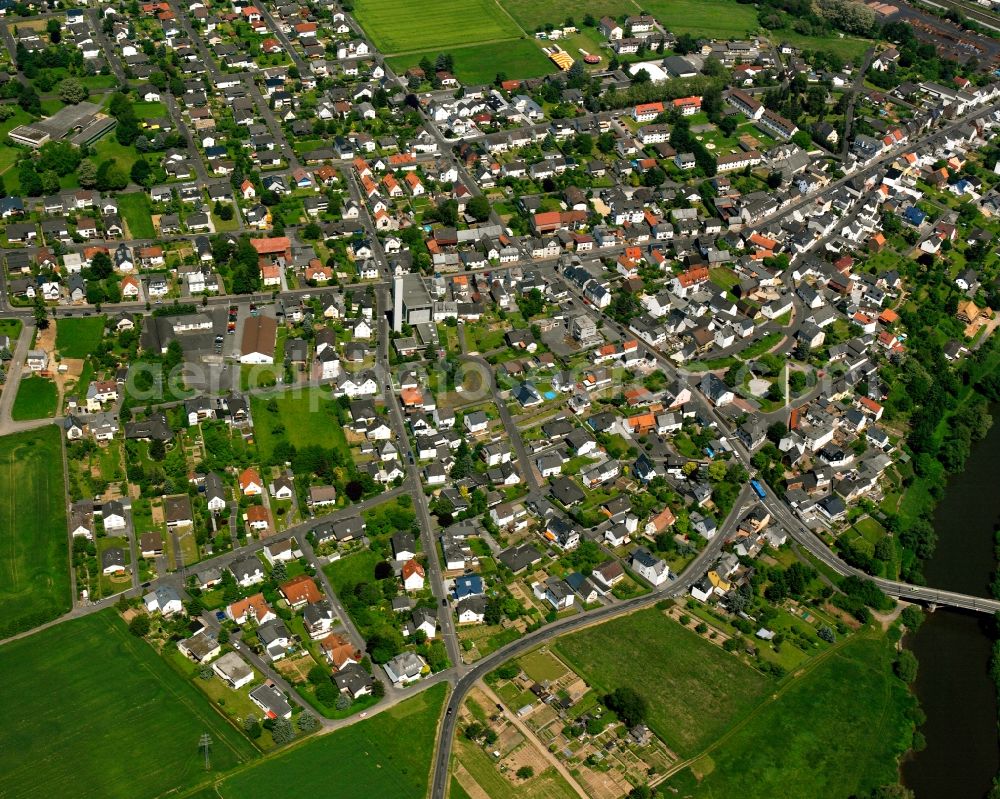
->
<box><xmin>387</xmin><ymin>39</ymin><xmax>554</xmax><ymax>83</ymax></box>
<box><xmin>0</xmin><ymin>106</ymin><xmax>33</xmax><ymax>190</ymax></box>
<box><xmin>708</xmin><ymin>266</ymin><xmax>740</xmax><ymax>291</ymax></box>
<box><xmin>11</xmin><ymin>375</ymin><xmax>58</xmax><ymax>421</ymax></box>
<box><xmin>55</xmin><ymin>314</ymin><xmax>107</xmax><ymax>358</ymax></box>
<box><xmin>118</xmin><ymin>191</ymin><xmax>156</xmax><ymax>239</ymax></box>
<box><xmin>323</xmin><ymin>549</ymin><xmax>383</xmax><ymax>597</ymax></box>
<box><xmin>664</xmin><ymin>634</ymin><xmax>917</xmax><ymax>798</ymax></box>
<box><xmin>773</xmin><ymin>29</ymin><xmax>872</xmax><ymax>61</ymax></box>
<box><xmin>0</xmin><ymin>610</ymin><xmax>258</xmax><ymax>799</ymax></box>
<box><xmin>212</xmin><ymin>683</ymin><xmax>446</xmax><ymax>799</ymax></box>
<box><xmin>740</xmin><ymin>331</ymin><xmax>784</xmax><ymax>360</ymax></box>
<box><xmin>240</xmin><ymin>363</ymin><xmax>283</xmax><ymax>392</ymax></box>
<box><xmin>518</xmin><ymin>648</ymin><xmax>569</xmax><ymax>683</ymax></box>
<box><xmin>91</xmin><ymin>134</ymin><xmax>141</xmax><ymax>175</ymax></box>
<box><xmin>554</xmin><ymin>608</ymin><xmax>771</xmax><ymax>756</ymax></box>
<box><xmin>134</xmin><ymin>100</ymin><xmax>168</xmax><ymax>119</ymax></box>
<box><xmin>250</xmin><ymin>387</ymin><xmax>350</xmax><ymax>463</ymax></box>
<box><xmin>81</xmin><ymin>74</ymin><xmax>119</xmax><ymax>91</ymax></box>
<box><xmin>354</xmin><ymin>0</ymin><xmax>515</xmax><ymax>53</ymax></box>
<box><xmin>0</xmin><ymin>317</ymin><xmax>23</xmax><ymax>341</ymax></box>
<box><xmin>0</xmin><ymin>427</ymin><xmax>70</xmax><ymax>638</ymax></box>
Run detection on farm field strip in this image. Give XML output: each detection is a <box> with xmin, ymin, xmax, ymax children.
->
<box><xmin>0</xmin><ymin>611</ymin><xmax>257</xmax><ymax>799</ymax></box>
<box><xmin>353</xmin><ymin>0</ymin><xmax>515</xmax><ymax>54</ymax></box>
<box><xmin>0</xmin><ymin>427</ymin><xmax>70</xmax><ymax>639</ymax></box>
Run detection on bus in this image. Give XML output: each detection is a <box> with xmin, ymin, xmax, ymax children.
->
<box><xmin>750</xmin><ymin>479</ymin><xmax>766</xmax><ymax>499</ymax></box>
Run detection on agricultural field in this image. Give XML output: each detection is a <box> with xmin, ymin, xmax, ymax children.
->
<box><xmin>211</xmin><ymin>683</ymin><xmax>446</xmax><ymax>799</ymax></box>
<box><xmin>663</xmin><ymin>633</ymin><xmax>917</xmax><ymax>798</ymax></box>
<box><xmin>499</xmin><ymin>0</ymin><xmax>633</xmax><ymax>32</ymax></box>
<box><xmin>250</xmin><ymin>387</ymin><xmax>351</xmax><ymax>464</ymax></box>
<box><xmin>11</xmin><ymin>375</ymin><xmax>58</xmax><ymax>420</ymax></box>
<box><xmin>387</xmin><ymin>39</ymin><xmax>553</xmax><ymax>84</ymax></box>
<box><xmin>555</xmin><ymin>607</ymin><xmax>771</xmax><ymax>756</ymax></box>
<box><xmin>643</xmin><ymin>0</ymin><xmax>759</xmax><ymax>38</ymax></box>
<box><xmin>353</xmin><ymin>0</ymin><xmax>514</xmax><ymax>54</ymax></box>
<box><xmin>0</xmin><ymin>610</ymin><xmax>258</xmax><ymax>799</ymax></box>
<box><xmin>55</xmin><ymin>315</ymin><xmax>107</xmax><ymax>358</ymax></box>
<box><xmin>0</xmin><ymin>427</ymin><xmax>70</xmax><ymax>639</ymax></box>
<box><xmin>118</xmin><ymin>191</ymin><xmax>156</xmax><ymax>239</ymax></box>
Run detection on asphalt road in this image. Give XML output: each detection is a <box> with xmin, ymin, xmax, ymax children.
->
<box><xmin>428</xmin><ymin>521</ymin><xmax>730</xmax><ymax>799</ymax></box>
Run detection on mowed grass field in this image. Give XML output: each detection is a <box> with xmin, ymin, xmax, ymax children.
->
<box><xmin>0</xmin><ymin>610</ymin><xmax>258</xmax><ymax>799</ymax></box>
<box><xmin>250</xmin><ymin>387</ymin><xmax>350</xmax><ymax>462</ymax></box>
<box><xmin>11</xmin><ymin>375</ymin><xmax>58</xmax><ymax>421</ymax></box>
<box><xmin>213</xmin><ymin>683</ymin><xmax>446</xmax><ymax>799</ymax></box>
<box><xmin>664</xmin><ymin>634</ymin><xmax>916</xmax><ymax>798</ymax></box>
<box><xmin>353</xmin><ymin>0</ymin><xmax>514</xmax><ymax>53</ymax></box>
<box><xmin>118</xmin><ymin>191</ymin><xmax>156</xmax><ymax>239</ymax></box>
<box><xmin>555</xmin><ymin>608</ymin><xmax>771</xmax><ymax>756</ymax></box>
<box><xmin>387</xmin><ymin>39</ymin><xmax>554</xmax><ymax>84</ymax></box>
<box><xmin>55</xmin><ymin>314</ymin><xmax>107</xmax><ymax>358</ymax></box>
<box><xmin>0</xmin><ymin>427</ymin><xmax>70</xmax><ymax>638</ymax></box>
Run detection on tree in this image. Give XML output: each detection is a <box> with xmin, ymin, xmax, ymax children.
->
<box><xmin>91</xmin><ymin>251</ymin><xmax>113</xmax><ymax>279</ymax></box>
<box><xmin>466</xmin><ymin>195</ymin><xmax>490</xmax><ymax>222</ymax></box>
<box><xmin>77</xmin><ymin>159</ymin><xmax>98</xmax><ymax>188</ymax></box>
<box><xmin>371</xmin><ymin>678</ymin><xmax>385</xmax><ymax>698</ymax></box>
<box><xmin>40</xmin><ymin>170</ymin><xmax>59</xmax><ymax>195</ymax></box>
<box><xmin>58</xmin><ymin>78</ymin><xmax>87</xmax><ymax>104</ymax></box>
<box><xmin>297</xmin><ymin>712</ymin><xmax>319</xmax><ymax>732</ymax></box>
<box><xmin>707</xmin><ymin>460</ymin><xmax>728</xmax><ymax>482</ymax></box>
<box><xmin>96</xmin><ymin>159</ymin><xmax>129</xmax><ymax>191</ymax></box>
<box><xmin>791</xmin><ymin>130</ymin><xmax>812</xmax><ymax>150</ymax></box>
<box><xmin>604</xmin><ymin>686</ymin><xmax>647</xmax><ymax>727</ymax></box>
<box><xmin>893</xmin><ymin>650</ymin><xmax>918</xmax><ymax>683</ymax></box>
<box><xmin>242</xmin><ymin>715</ymin><xmax>262</xmax><ymax>739</ymax></box>
<box><xmin>817</xmin><ymin>625</ymin><xmax>835</xmax><ymax>643</ymax></box>
<box><xmin>719</xmin><ymin>115</ymin><xmax>739</xmax><ymax>136</ymax></box>
<box><xmin>270</xmin><ymin>717</ymin><xmax>295</xmax><ymax>744</ymax></box>
<box><xmin>465</xmin><ymin>722</ymin><xmax>485</xmax><ymax>740</ymax></box>
<box><xmin>900</xmin><ymin>605</ymin><xmax>924</xmax><ymax>631</ymax></box>
<box><xmin>516</xmin><ymin>766</ymin><xmax>534</xmax><ymax>780</ymax></box>
<box><xmin>766</xmin><ymin>421</ymin><xmax>787</xmax><ymax>444</ymax></box>
<box><xmin>128</xmin><ymin>614</ymin><xmax>151</xmax><ymax>637</ymax></box>
<box><xmin>302</xmin><ymin>221</ymin><xmax>322</xmax><ymax>239</ymax></box>
<box><xmin>130</xmin><ymin>159</ymin><xmax>153</xmax><ymax>188</ymax></box>
<box><xmin>149</xmin><ymin>438</ymin><xmax>166</xmax><ymax>462</ymax></box>
<box><xmin>39</xmin><ymin>141</ymin><xmax>81</xmax><ymax>176</ymax></box>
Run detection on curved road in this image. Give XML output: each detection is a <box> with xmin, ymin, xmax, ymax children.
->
<box><xmin>429</xmin><ymin>527</ymin><xmax>727</xmax><ymax>799</ymax></box>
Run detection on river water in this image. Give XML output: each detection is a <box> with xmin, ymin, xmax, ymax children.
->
<box><xmin>901</xmin><ymin>409</ymin><xmax>1000</xmax><ymax>798</ymax></box>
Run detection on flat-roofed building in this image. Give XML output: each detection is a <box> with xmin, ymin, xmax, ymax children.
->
<box><xmin>392</xmin><ymin>273</ymin><xmax>433</xmax><ymax>332</ymax></box>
